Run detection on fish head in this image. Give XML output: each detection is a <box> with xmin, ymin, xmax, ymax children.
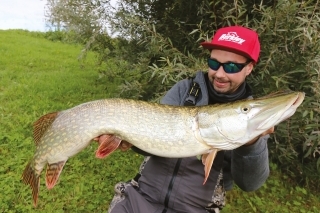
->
<box><xmin>198</xmin><ymin>91</ymin><xmax>305</xmax><ymax>149</ymax></box>
<box><xmin>245</xmin><ymin>91</ymin><xmax>305</xmax><ymax>138</ymax></box>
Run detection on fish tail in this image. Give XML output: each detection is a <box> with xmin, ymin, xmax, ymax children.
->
<box><xmin>22</xmin><ymin>161</ymin><xmax>40</xmax><ymax>207</ymax></box>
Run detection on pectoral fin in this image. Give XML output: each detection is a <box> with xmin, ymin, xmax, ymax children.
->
<box><xmin>202</xmin><ymin>149</ymin><xmax>218</xmax><ymax>185</ymax></box>
<box><xmin>95</xmin><ymin>134</ymin><xmax>122</xmax><ymax>158</ymax></box>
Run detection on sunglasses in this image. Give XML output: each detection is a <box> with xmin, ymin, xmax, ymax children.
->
<box><xmin>208</xmin><ymin>58</ymin><xmax>251</xmax><ymax>74</ymax></box>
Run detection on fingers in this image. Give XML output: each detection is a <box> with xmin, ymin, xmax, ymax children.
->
<box><xmin>119</xmin><ymin>140</ymin><xmax>133</xmax><ymax>151</ymax></box>
<box><xmin>245</xmin><ymin>127</ymin><xmax>275</xmax><ymax>146</ymax></box>
<box><xmin>93</xmin><ymin>135</ymin><xmax>115</xmax><ymax>145</ymax></box>
<box><xmin>261</xmin><ymin>127</ymin><xmax>275</xmax><ymax>137</ymax></box>
<box><xmin>268</xmin><ymin>126</ymin><xmax>275</xmax><ymax>134</ymax></box>
<box><xmin>94</xmin><ymin>134</ymin><xmax>114</xmax><ymax>144</ymax></box>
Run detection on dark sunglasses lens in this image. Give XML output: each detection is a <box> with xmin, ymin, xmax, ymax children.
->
<box><xmin>208</xmin><ymin>58</ymin><xmax>220</xmax><ymax>70</ymax></box>
<box><xmin>223</xmin><ymin>63</ymin><xmax>242</xmax><ymax>73</ymax></box>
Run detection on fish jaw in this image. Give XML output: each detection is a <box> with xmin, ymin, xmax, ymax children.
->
<box><xmin>246</xmin><ymin>91</ymin><xmax>305</xmax><ymax>138</ymax></box>
<box><xmin>198</xmin><ymin>91</ymin><xmax>305</xmax><ymax>150</ymax></box>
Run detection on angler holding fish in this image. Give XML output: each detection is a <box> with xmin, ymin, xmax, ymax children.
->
<box><xmin>100</xmin><ymin>26</ymin><xmax>304</xmax><ymax>213</ymax></box>
<box><xmin>22</xmin><ymin>26</ymin><xmax>305</xmax><ymax>212</ymax></box>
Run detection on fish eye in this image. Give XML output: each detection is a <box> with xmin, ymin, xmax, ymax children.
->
<box><xmin>241</xmin><ymin>105</ymin><xmax>251</xmax><ymax>113</ymax></box>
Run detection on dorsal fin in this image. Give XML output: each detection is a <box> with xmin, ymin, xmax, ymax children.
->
<box><xmin>33</xmin><ymin>112</ymin><xmax>58</xmax><ymax>146</ymax></box>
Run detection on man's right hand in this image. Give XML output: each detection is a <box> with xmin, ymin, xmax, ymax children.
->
<box><xmin>118</xmin><ymin>140</ymin><xmax>133</xmax><ymax>151</ymax></box>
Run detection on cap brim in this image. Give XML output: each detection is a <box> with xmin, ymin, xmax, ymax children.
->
<box><xmin>200</xmin><ymin>42</ymin><xmax>255</xmax><ymax>62</ymax></box>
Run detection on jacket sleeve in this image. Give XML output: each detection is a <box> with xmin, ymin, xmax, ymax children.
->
<box><xmin>229</xmin><ymin>135</ymin><xmax>270</xmax><ymax>191</ymax></box>
<box><xmin>160</xmin><ymin>79</ymin><xmax>190</xmax><ymax>105</ymax></box>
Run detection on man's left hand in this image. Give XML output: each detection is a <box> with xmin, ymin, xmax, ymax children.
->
<box><xmin>244</xmin><ymin>127</ymin><xmax>275</xmax><ymax>146</ymax></box>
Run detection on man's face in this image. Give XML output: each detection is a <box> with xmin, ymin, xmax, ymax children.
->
<box><xmin>207</xmin><ymin>49</ymin><xmax>254</xmax><ymax>94</ymax></box>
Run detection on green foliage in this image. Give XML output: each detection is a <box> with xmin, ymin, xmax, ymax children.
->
<box><xmin>110</xmin><ymin>0</ymin><xmax>213</xmax><ymax>54</ymax></box>
<box><xmin>46</xmin><ymin>0</ymin><xmax>320</xmax><ymax>184</ymax></box>
<box><xmin>1</xmin><ymin>28</ymin><xmax>320</xmax><ymax>212</ymax></box>
<box><xmin>45</xmin><ymin>0</ymin><xmax>320</xmax><ymax>189</ymax></box>
<box><xmin>225</xmin><ymin>163</ymin><xmax>320</xmax><ymax>212</ymax></box>
<box><xmin>247</xmin><ymin>0</ymin><xmax>320</xmax><ymax>186</ymax></box>
<box><xmin>102</xmin><ymin>0</ymin><xmax>320</xmax><ymax>186</ymax></box>
<box><xmin>42</xmin><ymin>30</ymin><xmax>81</xmax><ymax>44</ymax></box>
<box><xmin>0</xmin><ymin>29</ymin><xmax>142</xmax><ymax>212</ymax></box>
<box><xmin>21</xmin><ymin>0</ymin><xmax>320</xmax><ymax>208</ymax></box>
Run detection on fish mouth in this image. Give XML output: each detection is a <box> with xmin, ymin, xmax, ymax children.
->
<box><xmin>279</xmin><ymin>92</ymin><xmax>305</xmax><ymax>121</ymax></box>
<box><xmin>292</xmin><ymin>92</ymin><xmax>305</xmax><ymax>108</ymax></box>
<box><xmin>251</xmin><ymin>91</ymin><xmax>305</xmax><ymax>132</ymax></box>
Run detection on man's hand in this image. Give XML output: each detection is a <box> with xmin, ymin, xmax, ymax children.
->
<box><xmin>118</xmin><ymin>140</ymin><xmax>133</xmax><ymax>151</ymax></box>
<box><xmin>93</xmin><ymin>134</ymin><xmax>133</xmax><ymax>151</ymax></box>
<box><xmin>244</xmin><ymin>127</ymin><xmax>275</xmax><ymax>146</ymax></box>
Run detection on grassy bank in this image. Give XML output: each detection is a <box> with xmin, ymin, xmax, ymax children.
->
<box><xmin>0</xmin><ymin>30</ymin><xmax>319</xmax><ymax>212</ymax></box>
<box><xmin>0</xmin><ymin>29</ymin><xmax>143</xmax><ymax>212</ymax></box>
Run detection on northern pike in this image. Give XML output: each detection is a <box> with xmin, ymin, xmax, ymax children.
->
<box><xmin>22</xmin><ymin>91</ymin><xmax>305</xmax><ymax>206</ymax></box>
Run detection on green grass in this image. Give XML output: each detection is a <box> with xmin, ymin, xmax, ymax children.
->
<box><xmin>0</xmin><ymin>30</ymin><xmax>143</xmax><ymax>212</ymax></box>
<box><xmin>0</xmin><ymin>30</ymin><xmax>319</xmax><ymax>212</ymax></box>
<box><xmin>225</xmin><ymin>163</ymin><xmax>320</xmax><ymax>212</ymax></box>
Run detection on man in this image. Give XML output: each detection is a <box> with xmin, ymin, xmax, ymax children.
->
<box><xmin>98</xmin><ymin>25</ymin><xmax>273</xmax><ymax>213</ymax></box>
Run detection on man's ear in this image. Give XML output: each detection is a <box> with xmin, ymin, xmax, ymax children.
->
<box><xmin>245</xmin><ymin>62</ymin><xmax>254</xmax><ymax>76</ymax></box>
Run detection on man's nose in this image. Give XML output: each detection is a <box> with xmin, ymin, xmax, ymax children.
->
<box><xmin>214</xmin><ymin>65</ymin><xmax>226</xmax><ymax>77</ymax></box>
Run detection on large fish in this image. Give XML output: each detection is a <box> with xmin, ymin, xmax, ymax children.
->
<box><xmin>22</xmin><ymin>91</ymin><xmax>305</xmax><ymax>206</ymax></box>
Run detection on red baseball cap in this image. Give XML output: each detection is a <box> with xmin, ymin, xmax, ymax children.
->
<box><xmin>201</xmin><ymin>26</ymin><xmax>260</xmax><ymax>63</ymax></box>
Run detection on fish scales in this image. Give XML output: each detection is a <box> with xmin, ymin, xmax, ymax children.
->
<box><xmin>22</xmin><ymin>91</ymin><xmax>305</xmax><ymax>206</ymax></box>
<box><xmin>36</xmin><ymin>99</ymin><xmax>210</xmax><ymax>166</ymax></box>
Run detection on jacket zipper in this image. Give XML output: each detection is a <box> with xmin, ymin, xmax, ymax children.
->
<box><xmin>162</xmin><ymin>158</ymin><xmax>182</xmax><ymax>213</ymax></box>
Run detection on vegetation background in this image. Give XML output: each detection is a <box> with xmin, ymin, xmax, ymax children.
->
<box><xmin>1</xmin><ymin>0</ymin><xmax>320</xmax><ymax>212</ymax></box>
<box><xmin>1</xmin><ymin>28</ymin><xmax>319</xmax><ymax>213</ymax></box>
<box><xmin>45</xmin><ymin>0</ymin><xmax>320</xmax><ymax>184</ymax></box>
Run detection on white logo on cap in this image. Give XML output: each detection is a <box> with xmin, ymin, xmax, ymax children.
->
<box><xmin>218</xmin><ymin>32</ymin><xmax>245</xmax><ymax>45</ymax></box>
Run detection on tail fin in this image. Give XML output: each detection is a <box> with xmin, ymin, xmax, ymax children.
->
<box><xmin>22</xmin><ymin>162</ymin><xmax>40</xmax><ymax>206</ymax></box>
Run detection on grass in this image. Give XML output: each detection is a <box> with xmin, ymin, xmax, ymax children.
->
<box><xmin>225</xmin><ymin>163</ymin><xmax>320</xmax><ymax>212</ymax></box>
<box><xmin>0</xmin><ymin>29</ymin><xmax>142</xmax><ymax>212</ymax></box>
<box><xmin>0</xmin><ymin>29</ymin><xmax>319</xmax><ymax>212</ymax></box>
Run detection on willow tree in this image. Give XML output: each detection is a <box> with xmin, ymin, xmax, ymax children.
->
<box><xmin>46</xmin><ymin>0</ymin><xmax>320</xmax><ymax>187</ymax></box>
